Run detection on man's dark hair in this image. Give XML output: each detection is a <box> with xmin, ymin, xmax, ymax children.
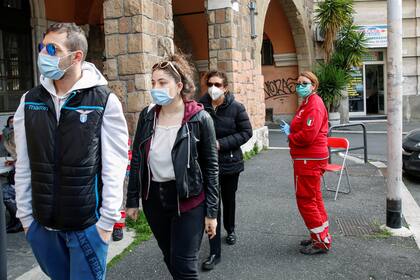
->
<box><xmin>46</xmin><ymin>22</ymin><xmax>88</xmax><ymax>60</ymax></box>
<box><xmin>205</xmin><ymin>70</ymin><xmax>229</xmax><ymax>87</ymax></box>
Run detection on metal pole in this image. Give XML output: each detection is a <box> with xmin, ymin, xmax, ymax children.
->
<box><xmin>386</xmin><ymin>0</ymin><xmax>403</xmax><ymax>229</ymax></box>
<box><xmin>0</xmin><ymin>190</ymin><xmax>7</xmax><ymax>279</ymax></box>
<box><xmin>362</xmin><ymin>124</ymin><xmax>367</xmax><ymax>163</ymax></box>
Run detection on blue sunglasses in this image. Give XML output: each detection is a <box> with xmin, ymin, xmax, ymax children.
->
<box><xmin>38</xmin><ymin>43</ymin><xmax>57</xmax><ymax>56</ymax></box>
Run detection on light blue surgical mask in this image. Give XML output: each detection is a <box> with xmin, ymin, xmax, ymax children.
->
<box><xmin>296</xmin><ymin>83</ymin><xmax>312</xmax><ymax>98</ymax></box>
<box><xmin>37</xmin><ymin>53</ymin><xmax>74</xmax><ymax>80</ymax></box>
<box><xmin>150</xmin><ymin>88</ymin><xmax>174</xmax><ymax>106</ymax></box>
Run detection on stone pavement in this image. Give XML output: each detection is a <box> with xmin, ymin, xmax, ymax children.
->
<box><xmin>107</xmin><ymin>149</ymin><xmax>420</xmax><ymax>280</ymax></box>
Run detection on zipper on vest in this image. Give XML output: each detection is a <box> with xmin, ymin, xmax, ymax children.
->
<box><xmin>57</xmin><ymin>91</ymin><xmax>77</xmax><ymax>125</ymax></box>
<box><xmin>93</xmin><ymin>174</ymin><xmax>100</xmax><ymax>220</ymax></box>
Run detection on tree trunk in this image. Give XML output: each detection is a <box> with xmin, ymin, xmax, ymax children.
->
<box><xmin>339</xmin><ymin>88</ymin><xmax>349</xmax><ymax>124</ymax></box>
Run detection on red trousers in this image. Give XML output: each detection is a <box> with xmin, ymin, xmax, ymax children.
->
<box><xmin>293</xmin><ymin>159</ymin><xmax>331</xmax><ymax>249</ymax></box>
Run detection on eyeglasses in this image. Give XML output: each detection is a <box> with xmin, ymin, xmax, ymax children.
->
<box><xmin>207</xmin><ymin>82</ymin><xmax>223</xmax><ymax>88</ymax></box>
<box><xmin>296</xmin><ymin>82</ymin><xmax>312</xmax><ymax>87</ymax></box>
<box><xmin>152</xmin><ymin>61</ymin><xmax>181</xmax><ymax>78</ymax></box>
<box><xmin>38</xmin><ymin>43</ymin><xmax>58</xmax><ymax>56</ymax></box>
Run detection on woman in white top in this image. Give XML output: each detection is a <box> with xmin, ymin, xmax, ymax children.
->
<box><xmin>126</xmin><ymin>53</ymin><xmax>219</xmax><ymax>280</ymax></box>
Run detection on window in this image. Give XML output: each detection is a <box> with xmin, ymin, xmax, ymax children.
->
<box><xmin>0</xmin><ymin>0</ymin><xmax>32</xmax><ymax>112</ymax></box>
<box><xmin>3</xmin><ymin>0</ymin><xmax>22</xmax><ymax>9</ymax></box>
<box><xmin>261</xmin><ymin>39</ymin><xmax>274</xmax><ymax>66</ymax></box>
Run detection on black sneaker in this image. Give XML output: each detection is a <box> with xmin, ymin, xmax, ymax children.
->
<box><xmin>6</xmin><ymin>221</ymin><xmax>23</xmax><ymax>234</ymax></box>
<box><xmin>300</xmin><ymin>239</ymin><xmax>312</xmax><ymax>246</ymax></box>
<box><xmin>299</xmin><ymin>245</ymin><xmax>329</xmax><ymax>255</ymax></box>
<box><xmin>112</xmin><ymin>228</ymin><xmax>123</xmax><ymax>241</ymax></box>
<box><xmin>202</xmin><ymin>254</ymin><xmax>221</xmax><ymax>271</ymax></box>
<box><xmin>226</xmin><ymin>232</ymin><xmax>236</xmax><ymax>245</ymax></box>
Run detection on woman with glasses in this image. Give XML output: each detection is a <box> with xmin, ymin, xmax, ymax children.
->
<box><xmin>280</xmin><ymin>71</ymin><xmax>331</xmax><ymax>255</ymax></box>
<box><xmin>126</xmin><ymin>54</ymin><xmax>219</xmax><ymax>279</ymax></box>
<box><xmin>199</xmin><ymin>70</ymin><xmax>252</xmax><ymax>270</ymax></box>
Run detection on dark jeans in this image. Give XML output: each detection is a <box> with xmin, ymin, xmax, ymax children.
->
<box><xmin>143</xmin><ymin>181</ymin><xmax>205</xmax><ymax>280</ymax></box>
<box><xmin>2</xmin><ymin>182</ymin><xmax>15</xmax><ymax>203</ymax></box>
<box><xmin>209</xmin><ymin>173</ymin><xmax>240</xmax><ymax>256</ymax></box>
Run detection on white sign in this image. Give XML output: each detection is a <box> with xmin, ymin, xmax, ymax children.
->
<box><xmin>356</xmin><ymin>25</ymin><xmax>388</xmax><ymax>48</ymax></box>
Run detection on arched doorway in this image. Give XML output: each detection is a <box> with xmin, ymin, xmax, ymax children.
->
<box><xmin>260</xmin><ymin>0</ymin><xmax>299</xmax><ymax>123</ymax></box>
<box><xmin>0</xmin><ymin>0</ymin><xmax>33</xmax><ymax>112</ymax></box>
<box><xmin>258</xmin><ymin>0</ymin><xmax>314</xmax><ymax>123</ymax></box>
<box><xmin>172</xmin><ymin>0</ymin><xmax>208</xmax><ymax>96</ymax></box>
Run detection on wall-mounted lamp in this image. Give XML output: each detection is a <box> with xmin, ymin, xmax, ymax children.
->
<box><xmin>231</xmin><ymin>0</ymin><xmax>240</xmax><ymax>12</ymax></box>
<box><xmin>248</xmin><ymin>1</ymin><xmax>257</xmax><ymax>39</ymax></box>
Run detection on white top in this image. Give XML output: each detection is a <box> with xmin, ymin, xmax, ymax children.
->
<box><xmin>149</xmin><ymin>124</ymin><xmax>181</xmax><ymax>182</ymax></box>
<box><xmin>14</xmin><ymin>62</ymin><xmax>129</xmax><ymax>231</ymax></box>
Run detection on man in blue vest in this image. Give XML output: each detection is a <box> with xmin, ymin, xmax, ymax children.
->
<box><xmin>14</xmin><ymin>22</ymin><xmax>128</xmax><ymax>280</ymax></box>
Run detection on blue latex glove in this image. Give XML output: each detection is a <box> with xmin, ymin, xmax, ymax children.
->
<box><xmin>279</xmin><ymin>120</ymin><xmax>290</xmax><ymax>136</ymax></box>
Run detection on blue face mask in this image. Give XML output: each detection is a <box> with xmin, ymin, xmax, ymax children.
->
<box><xmin>296</xmin><ymin>83</ymin><xmax>312</xmax><ymax>98</ymax></box>
<box><xmin>150</xmin><ymin>88</ymin><xmax>174</xmax><ymax>106</ymax></box>
<box><xmin>37</xmin><ymin>53</ymin><xmax>74</xmax><ymax>80</ymax></box>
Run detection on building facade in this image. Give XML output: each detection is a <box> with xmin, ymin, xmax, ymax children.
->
<box><xmin>1</xmin><ymin>0</ymin><xmax>418</xmax><ymax>149</ymax></box>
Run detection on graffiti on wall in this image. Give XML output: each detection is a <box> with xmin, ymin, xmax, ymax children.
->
<box><xmin>264</xmin><ymin>77</ymin><xmax>297</xmax><ymax>100</ymax></box>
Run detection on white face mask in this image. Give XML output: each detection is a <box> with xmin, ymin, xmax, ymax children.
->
<box><xmin>208</xmin><ymin>86</ymin><xmax>224</xmax><ymax>100</ymax></box>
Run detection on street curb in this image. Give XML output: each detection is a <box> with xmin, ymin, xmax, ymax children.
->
<box><xmin>15</xmin><ymin>228</ymin><xmax>135</xmax><ymax>280</ymax></box>
<box><xmin>370</xmin><ymin>161</ymin><xmax>420</xmax><ymax>249</ymax></box>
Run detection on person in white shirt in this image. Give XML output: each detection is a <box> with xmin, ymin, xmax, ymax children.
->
<box><xmin>14</xmin><ymin>22</ymin><xmax>128</xmax><ymax>280</ymax></box>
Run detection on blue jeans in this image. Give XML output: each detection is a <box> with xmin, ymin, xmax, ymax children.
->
<box><xmin>26</xmin><ymin>220</ymin><xmax>109</xmax><ymax>280</ymax></box>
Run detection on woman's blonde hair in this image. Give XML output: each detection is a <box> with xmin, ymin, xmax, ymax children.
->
<box><xmin>300</xmin><ymin>71</ymin><xmax>319</xmax><ymax>91</ymax></box>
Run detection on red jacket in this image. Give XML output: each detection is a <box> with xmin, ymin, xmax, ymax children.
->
<box><xmin>288</xmin><ymin>93</ymin><xmax>329</xmax><ymax>159</ymax></box>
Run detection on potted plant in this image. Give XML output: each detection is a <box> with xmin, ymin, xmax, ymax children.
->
<box><xmin>315</xmin><ymin>62</ymin><xmax>349</xmax><ymax>125</ymax></box>
<box><xmin>315</xmin><ymin>0</ymin><xmax>354</xmax><ymax>63</ymax></box>
<box><xmin>314</xmin><ymin>0</ymin><xmax>367</xmax><ymax>123</ymax></box>
<box><xmin>331</xmin><ymin>24</ymin><xmax>367</xmax><ymax>123</ymax></box>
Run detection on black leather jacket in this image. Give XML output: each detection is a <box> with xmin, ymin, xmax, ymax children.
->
<box><xmin>126</xmin><ymin>104</ymin><xmax>219</xmax><ymax>218</ymax></box>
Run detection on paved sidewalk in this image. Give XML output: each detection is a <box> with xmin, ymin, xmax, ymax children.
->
<box><xmin>108</xmin><ymin>150</ymin><xmax>420</xmax><ymax>280</ymax></box>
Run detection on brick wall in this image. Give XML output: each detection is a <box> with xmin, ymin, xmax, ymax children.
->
<box><xmin>103</xmin><ymin>0</ymin><xmax>174</xmax><ymax>136</ymax></box>
<box><xmin>207</xmin><ymin>2</ymin><xmax>265</xmax><ymax>129</ymax></box>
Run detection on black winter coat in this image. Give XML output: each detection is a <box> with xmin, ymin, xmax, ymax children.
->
<box><xmin>126</xmin><ymin>104</ymin><xmax>219</xmax><ymax>218</ymax></box>
<box><xmin>200</xmin><ymin>92</ymin><xmax>253</xmax><ymax>175</ymax></box>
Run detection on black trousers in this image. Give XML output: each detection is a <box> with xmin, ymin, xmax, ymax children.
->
<box><xmin>143</xmin><ymin>181</ymin><xmax>205</xmax><ymax>280</ymax></box>
<box><xmin>209</xmin><ymin>173</ymin><xmax>240</xmax><ymax>256</ymax></box>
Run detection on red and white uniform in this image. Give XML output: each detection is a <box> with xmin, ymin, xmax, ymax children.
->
<box><xmin>288</xmin><ymin>93</ymin><xmax>331</xmax><ymax>249</ymax></box>
<box><xmin>114</xmin><ymin>139</ymin><xmax>133</xmax><ymax>231</ymax></box>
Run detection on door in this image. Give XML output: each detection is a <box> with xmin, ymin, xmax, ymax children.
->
<box><xmin>365</xmin><ymin>64</ymin><xmax>385</xmax><ymax>114</ymax></box>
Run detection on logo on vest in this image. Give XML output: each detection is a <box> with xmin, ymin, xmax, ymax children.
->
<box><xmin>25</xmin><ymin>103</ymin><xmax>48</xmax><ymax>111</ymax></box>
<box><xmin>76</xmin><ymin>110</ymin><xmax>94</xmax><ymax>123</ymax></box>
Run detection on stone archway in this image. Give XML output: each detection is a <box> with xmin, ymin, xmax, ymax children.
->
<box><xmin>257</xmin><ymin>0</ymin><xmax>314</xmax><ymax>72</ymax></box>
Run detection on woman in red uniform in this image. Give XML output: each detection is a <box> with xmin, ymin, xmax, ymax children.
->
<box><xmin>280</xmin><ymin>71</ymin><xmax>331</xmax><ymax>255</ymax></box>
